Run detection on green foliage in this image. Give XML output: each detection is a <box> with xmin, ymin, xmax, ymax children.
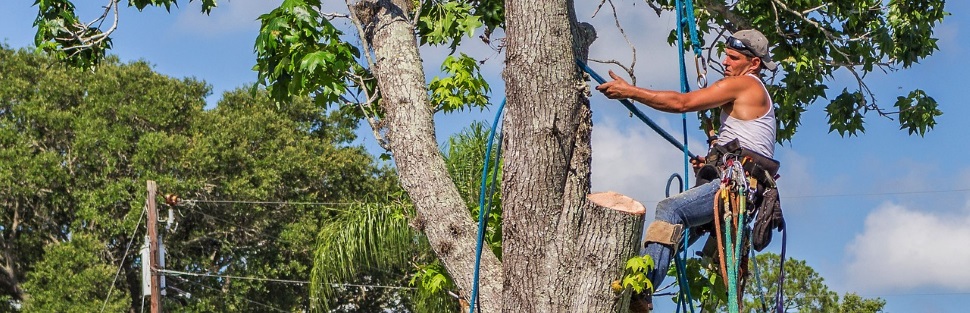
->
<box><xmin>621</xmin><ymin>255</ymin><xmax>655</xmax><ymax>294</ymax></box>
<box><xmin>651</xmin><ymin>0</ymin><xmax>948</xmax><ymax>142</ymax></box>
<box><xmin>838</xmin><ymin>292</ymin><xmax>887</xmax><ymax>313</ymax></box>
<box><xmin>32</xmin><ymin>0</ymin><xmax>109</xmax><ymax>68</ymax></box>
<box><xmin>409</xmin><ymin>261</ymin><xmax>459</xmax><ymax>313</ymax></box>
<box><xmin>825</xmin><ymin>89</ymin><xmax>866</xmax><ymax>137</ymax></box>
<box><xmin>307</xmin><ymin>119</ymin><xmax>506</xmax><ymax>313</ymax></box>
<box><xmin>309</xmin><ymin>202</ymin><xmax>416</xmax><ymax>312</ymax></box>
<box><xmin>128</xmin><ymin>0</ymin><xmax>218</xmax><ymax>14</ymax></box>
<box><xmin>661</xmin><ymin>252</ymin><xmax>885</xmax><ymax>313</ymax></box>
<box><xmin>429</xmin><ymin>53</ymin><xmax>491</xmax><ymax>112</ymax></box>
<box><xmin>31</xmin><ymin>0</ymin><xmax>952</xmax><ymax>142</ymax></box>
<box><xmin>418</xmin><ymin>0</ymin><xmax>483</xmax><ymax>51</ymax></box>
<box><xmin>0</xmin><ymin>46</ymin><xmax>393</xmax><ymax>312</ymax></box>
<box><xmin>669</xmin><ymin>257</ymin><xmax>727</xmax><ymax>312</ymax></box>
<box><xmin>742</xmin><ymin>253</ymin><xmax>884</xmax><ymax>313</ymax></box>
<box><xmin>895</xmin><ymin>89</ymin><xmax>941</xmax><ymax>136</ymax></box>
<box><xmin>21</xmin><ymin>233</ymin><xmax>129</xmax><ymax>313</ymax></box>
<box><xmin>468</xmin><ymin>0</ymin><xmax>504</xmax><ymax>36</ymax></box>
<box><xmin>410</xmin><ymin>261</ymin><xmax>453</xmax><ymax>294</ymax></box>
<box><xmin>254</xmin><ymin>0</ymin><xmax>359</xmax><ymax>106</ymax></box>
<box><xmin>309</xmin><ymin>201</ymin><xmax>458</xmax><ymax>313</ymax></box>
<box><xmin>442</xmin><ymin>121</ymin><xmax>503</xmax><ymax>257</ymax></box>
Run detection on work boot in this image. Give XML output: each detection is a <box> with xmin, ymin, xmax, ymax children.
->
<box><xmin>629</xmin><ymin>292</ymin><xmax>653</xmax><ymax>313</ymax></box>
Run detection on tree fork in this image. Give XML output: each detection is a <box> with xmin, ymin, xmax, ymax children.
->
<box><xmin>350</xmin><ymin>0</ymin><xmax>503</xmax><ymax>311</ymax></box>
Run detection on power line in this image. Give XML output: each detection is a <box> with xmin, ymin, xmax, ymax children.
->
<box><xmin>100</xmin><ymin>204</ymin><xmax>147</xmax><ymax>313</ymax></box>
<box><xmin>159</xmin><ymin>269</ymin><xmax>309</xmax><ymax>285</ymax></box>
<box><xmin>871</xmin><ymin>291</ymin><xmax>970</xmax><ymax>297</ymax></box>
<box><xmin>169</xmin><ymin>276</ymin><xmax>289</xmax><ymax>313</ymax></box>
<box><xmin>782</xmin><ymin>187</ymin><xmax>970</xmax><ymax>199</ymax></box>
<box><xmin>336</xmin><ymin>283</ymin><xmax>415</xmax><ymax>290</ymax></box>
<box><xmin>159</xmin><ymin>269</ymin><xmax>416</xmax><ymax>290</ymax></box>
<box><xmin>182</xmin><ymin>199</ymin><xmax>367</xmax><ymax>207</ymax></box>
<box><xmin>635</xmin><ymin>187</ymin><xmax>970</xmax><ymax>205</ymax></box>
<box><xmin>176</xmin><ymin>204</ymin><xmax>298</xmax><ymax>244</ymax></box>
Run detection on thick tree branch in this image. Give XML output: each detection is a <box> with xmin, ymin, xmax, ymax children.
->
<box><xmin>351</xmin><ymin>0</ymin><xmax>503</xmax><ymax>311</ymax></box>
<box><xmin>702</xmin><ymin>1</ymin><xmax>747</xmax><ymax>32</ymax></box>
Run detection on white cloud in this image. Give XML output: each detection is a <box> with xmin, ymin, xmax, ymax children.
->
<box><xmin>173</xmin><ymin>1</ymin><xmax>283</xmax><ymax>36</ymax></box>
<box><xmin>590</xmin><ymin>116</ymin><xmax>696</xmax><ymax>212</ymax></box>
<box><xmin>844</xmin><ymin>201</ymin><xmax>970</xmax><ymax>292</ymax></box>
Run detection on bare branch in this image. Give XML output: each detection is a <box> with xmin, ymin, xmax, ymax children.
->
<box><xmin>605</xmin><ymin>0</ymin><xmax>637</xmax><ymax>85</ymax></box>
<box><xmin>702</xmin><ymin>1</ymin><xmax>746</xmax><ymax>32</ymax></box>
<box><xmin>321</xmin><ymin>12</ymin><xmax>350</xmax><ymax>20</ymax></box>
<box><xmin>802</xmin><ymin>4</ymin><xmax>828</xmax><ymax>15</ymax></box>
<box><xmin>55</xmin><ymin>0</ymin><xmax>120</xmax><ymax>60</ymax></box>
<box><xmin>411</xmin><ymin>0</ymin><xmax>424</xmax><ymax>26</ymax></box>
<box><xmin>86</xmin><ymin>0</ymin><xmax>119</xmax><ymax>30</ymax></box>
<box><xmin>642</xmin><ymin>0</ymin><xmax>663</xmax><ymax>17</ymax></box>
<box><xmin>591</xmin><ymin>0</ymin><xmax>607</xmax><ymax>18</ymax></box>
<box><xmin>588</xmin><ymin>59</ymin><xmax>636</xmax><ymax>82</ymax></box>
<box><xmin>768</xmin><ymin>0</ymin><xmax>851</xmax><ymax>60</ymax></box>
<box><xmin>347</xmin><ymin>0</ymin><xmax>378</xmax><ymax>72</ymax></box>
<box><xmin>345</xmin><ymin>68</ymin><xmax>389</xmax><ymax>151</ymax></box>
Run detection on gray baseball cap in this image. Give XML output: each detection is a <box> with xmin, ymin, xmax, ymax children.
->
<box><xmin>728</xmin><ymin>29</ymin><xmax>777</xmax><ymax>72</ymax></box>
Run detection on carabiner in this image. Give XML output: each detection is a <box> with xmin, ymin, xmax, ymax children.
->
<box><xmin>693</xmin><ymin>55</ymin><xmax>709</xmax><ymax>89</ymax></box>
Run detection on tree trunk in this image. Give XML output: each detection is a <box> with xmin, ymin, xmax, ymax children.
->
<box><xmin>502</xmin><ymin>0</ymin><xmax>642</xmax><ymax>312</ymax></box>
<box><xmin>351</xmin><ymin>0</ymin><xmax>503</xmax><ymax>311</ymax></box>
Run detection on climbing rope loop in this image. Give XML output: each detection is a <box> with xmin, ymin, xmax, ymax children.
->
<box><xmin>469</xmin><ymin>98</ymin><xmax>506</xmax><ymax>313</ymax></box>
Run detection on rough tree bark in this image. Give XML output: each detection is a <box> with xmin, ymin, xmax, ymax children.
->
<box><xmin>353</xmin><ymin>0</ymin><xmax>642</xmax><ymax>311</ymax></box>
<box><xmin>350</xmin><ymin>0</ymin><xmax>504</xmax><ymax>311</ymax></box>
<box><xmin>502</xmin><ymin>0</ymin><xmax>643</xmax><ymax>312</ymax></box>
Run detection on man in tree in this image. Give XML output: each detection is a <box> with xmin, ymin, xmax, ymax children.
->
<box><xmin>596</xmin><ymin>29</ymin><xmax>780</xmax><ymax>311</ymax></box>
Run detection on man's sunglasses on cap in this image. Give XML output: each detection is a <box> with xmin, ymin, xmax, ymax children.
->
<box><xmin>726</xmin><ymin>36</ymin><xmax>755</xmax><ymax>56</ymax></box>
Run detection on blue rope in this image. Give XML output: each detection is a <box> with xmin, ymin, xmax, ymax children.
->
<box><xmin>673</xmin><ymin>227</ymin><xmax>695</xmax><ymax>313</ymax></box>
<box><xmin>776</xmin><ymin>228</ymin><xmax>787</xmax><ymax>313</ymax></box>
<box><xmin>684</xmin><ymin>0</ymin><xmax>703</xmax><ymax>56</ymax></box>
<box><xmin>673</xmin><ymin>0</ymin><xmax>700</xmax><ymax>311</ymax></box>
<box><xmin>469</xmin><ymin>98</ymin><xmax>506</xmax><ymax>313</ymax></box>
<box><xmin>750</xmin><ymin>228</ymin><xmax>768</xmax><ymax>313</ymax></box>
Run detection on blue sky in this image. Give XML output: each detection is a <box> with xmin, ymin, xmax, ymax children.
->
<box><xmin>3</xmin><ymin>1</ymin><xmax>969</xmax><ymax>312</ymax></box>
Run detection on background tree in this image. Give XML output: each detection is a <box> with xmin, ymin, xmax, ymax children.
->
<box><xmin>20</xmin><ymin>233</ymin><xmax>129</xmax><ymax>312</ymax></box>
<box><xmin>25</xmin><ymin>0</ymin><xmax>947</xmax><ymax>311</ymax></box>
<box><xmin>674</xmin><ymin>252</ymin><xmax>886</xmax><ymax>312</ymax></box>
<box><xmin>0</xmin><ymin>46</ymin><xmax>395</xmax><ymax>311</ymax></box>
<box><xmin>742</xmin><ymin>253</ymin><xmax>886</xmax><ymax>313</ymax></box>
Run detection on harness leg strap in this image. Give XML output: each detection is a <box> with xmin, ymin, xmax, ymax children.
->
<box><xmin>644</xmin><ymin>220</ymin><xmax>684</xmax><ymax>247</ymax></box>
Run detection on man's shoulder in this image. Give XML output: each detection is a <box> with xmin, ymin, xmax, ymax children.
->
<box><xmin>718</xmin><ymin>74</ymin><xmax>763</xmax><ymax>88</ymax></box>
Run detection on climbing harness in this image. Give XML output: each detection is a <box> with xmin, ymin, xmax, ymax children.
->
<box><xmin>700</xmin><ymin>139</ymin><xmax>787</xmax><ymax>313</ymax></box>
<box><xmin>468</xmin><ymin>98</ymin><xmax>506</xmax><ymax>313</ymax></box>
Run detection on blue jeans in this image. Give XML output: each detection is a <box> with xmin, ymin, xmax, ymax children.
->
<box><xmin>640</xmin><ymin>179</ymin><xmax>720</xmax><ymax>289</ymax></box>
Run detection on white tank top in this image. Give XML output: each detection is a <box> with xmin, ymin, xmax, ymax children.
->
<box><xmin>716</xmin><ymin>74</ymin><xmax>776</xmax><ymax>158</ymax></box>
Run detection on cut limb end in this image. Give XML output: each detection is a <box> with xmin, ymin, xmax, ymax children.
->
<box><xmin>587</xmin><ymin>191</ymin><xmax>646</xmax><ymax>215</ymax></box>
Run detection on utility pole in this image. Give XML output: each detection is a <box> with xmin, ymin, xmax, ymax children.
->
<box><xmin>147</xmin><ymin>180</ymin><xmax>161</xmax><ymax>313</ymax></box>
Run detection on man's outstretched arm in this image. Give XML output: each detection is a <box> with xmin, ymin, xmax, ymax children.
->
<box><xmin>596</xmin><ymin>70</ymin><xmax>745</xmax><ymax>113</ymax></box>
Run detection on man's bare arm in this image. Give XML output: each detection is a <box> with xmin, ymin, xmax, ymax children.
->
<box><xmin>596</xmin><ymin>70</ymin><xmax>748</xmax><ymax>113</ymax></box>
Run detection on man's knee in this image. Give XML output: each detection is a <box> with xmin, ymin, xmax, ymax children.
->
<box><xmin>654</xmin><ymin>198</ymin><xmax>681</xmax><ymax>223</ymax></box>
<box><xmin>644</xmin><ymin>220</ymin><xmax>683</xmax><ymax>247</ymax></box>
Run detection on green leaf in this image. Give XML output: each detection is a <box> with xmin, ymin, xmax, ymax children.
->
<box><xmin>428</xmin><ymin>53</ymin><xmax>491</xmax><ymax>113</ymax></box>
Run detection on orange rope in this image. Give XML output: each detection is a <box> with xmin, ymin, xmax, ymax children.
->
<box><xmin>713</xmin><ymin>187</ymin><xmax>728</xmax><ymax>288</ymax></box>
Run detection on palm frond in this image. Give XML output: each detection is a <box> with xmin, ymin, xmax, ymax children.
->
<box><xmin>309</xmin><ymin>202</ymin><xmax>420</xmax><ymax>312</ymax></box>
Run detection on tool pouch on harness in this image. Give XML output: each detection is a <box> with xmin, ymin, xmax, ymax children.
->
<box><xmin>696</xmin><ymin>139</ymin><xmax>785</xmax><ymax>251</ymax></box>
